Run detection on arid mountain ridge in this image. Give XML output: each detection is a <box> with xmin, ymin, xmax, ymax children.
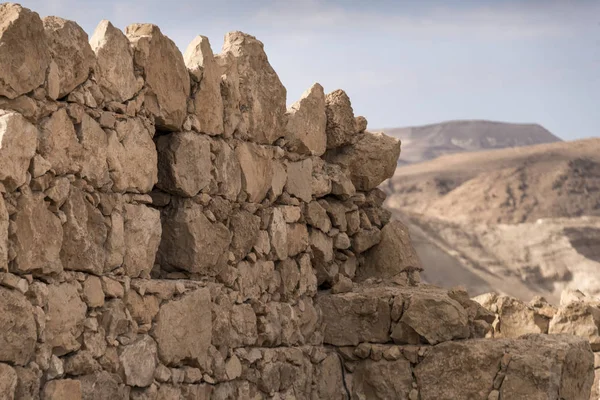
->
<box><xmin>383</xmin><ymin>119</ymin><xmax>562</xmax><ymax>165</ymax></box>
<box><xmin>383</xmin><ymin>120</ymin><xmax>600</xmax><ymax>304</ymax></box>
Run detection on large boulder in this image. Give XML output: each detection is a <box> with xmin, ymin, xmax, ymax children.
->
<box><xmin>126</xmin><ymin>24</ymin><xmax>190</xmax><ymax>131</ymax></box>
<box><xmin>156</xmin><ymin>131</ymin><xmax>212</xmax><ymax>197</ymax></box>
<box><xmin>325</xmin><ymin>131</ymin><xmax>401</xmax><ymax>191</ymax></box>
<box><xmin>11</xmin><ymin>189</ymin><xmax>63</xmax><ymax>274</ymax></box>
<box><xmin>0</xmin><ymin>4</ymin><xmax>49</xmax><ymax>98</ymax></box>
<box><xmin>184</xmin><ymin>36</ymin><xmax>224</xmax><ymax>135</ymax></box>
<box><xmin>325</xmin><ymin>89</ymin><xmax>357</xmax><ymax>149</ymax></box>
<box><xmin>213</xmin><ymin>140</ymin><xmax>242</xmax><ymax>201</ymax></box>
<box><xmin>285</xmin><ymin>83</ymin><xmax>327</xmax><ymax>156</ymax></box>
<box><xmin>38</xmin><ymin>108</ymin><xmax>82</xmax><ymax>176</ymax></box>
<box><xmin>0</xmin><ymin>288</ymin><xmax>36</xmax><ymax>366</ymax></box>
<box><xmin>153</xmin><ymin>288</ymin><xmax>212</xmax><ymax>368</ymax></box>
<box><xmin>0</xmin><ymin>112</ymin><xmax>38</xmax><ymax>191</ymax></box>
<box><xmin>352</xmin><ymin>358</ymin><xmax>414</xmax><ymax>400</ymax></box>
<box><xmin>360</xmin><ymin>220</ymin><xmax>422</xmax><ymax>280</ymax></box>
<box><xmin>220</xmin><ymin>31</ymin><xmax>286</xmax><ymax>144</ymax></box>
<box><xmin>215</xmin><ymin>52</ymin><xmax>245</xmax><ymax>138</ymax></box>
<box><xmin>77</xmin><ymin>114</ymin><xmax>111</xmax><ymax>188</ymax></box>
<box><xmin>158</xmin><ymin>200</ymin><xmax>231</xmax><ymax>276</ymax></box>
<box><xmin>285</xmin><ymin>158</ymin><xmax>313</xmax><ymax>202</ymax></box>
<box><xmin>90</xmin><ymin>20</ymin><xmax>142</xmax><ymax>103</ymax></box>
<box><xmin>43</xmin><ymin>16</ymin><xmax>95</xmax><ymax>98</ymax></box>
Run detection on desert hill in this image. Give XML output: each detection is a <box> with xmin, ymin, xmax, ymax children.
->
<box><xmin>384</xmin><ymin>138</ymin><xmax>600</xmax><ymax>302</ymax></box>
<box><xmin>383</xmin><ymin>120</ymin><xmax>562</xmax><ymax>165</ymax></box>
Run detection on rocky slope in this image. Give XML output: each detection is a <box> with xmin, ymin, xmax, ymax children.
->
<box><xmin>384</xmin><ymin>119</ymin><xmax>562</xmax><ymax>165</ymax></box>
<box><xmin>385</xmin><ymin>138</ymin><xmax>600</xmax><ymax>303</ymax></box>
<box><xmin>0</xmin><ymin>3</ymin><xmax>595</xmax><ymax>400</ymax></box>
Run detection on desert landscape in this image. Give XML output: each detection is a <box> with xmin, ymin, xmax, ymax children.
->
<box><xmin>0</xmin><ymin>2</ymin><xmax>599</xmax><ymax>400</ymax></box>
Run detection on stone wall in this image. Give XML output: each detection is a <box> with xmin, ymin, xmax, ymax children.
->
<box><xmin>474</xmin><ymin>290</ymin><xmax>600</xmax><ymax>399</ymax></box>
<box><xmin>0</xmin><ymin>3</ymin><xmax>595</xmax><ymax>399</ymax></box>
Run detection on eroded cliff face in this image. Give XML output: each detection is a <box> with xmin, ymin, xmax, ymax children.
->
<box><xmin>0</xmin><ymin>3</ymin><xmax>594</xmax><ymax>399</ymax></box>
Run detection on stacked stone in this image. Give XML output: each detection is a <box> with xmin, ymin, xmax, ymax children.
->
<box><xmin>475</xmin><ymin>290</ymin><xmax>600</xmax><ymax>400</ymax></box>
<box><xmin>0</xmin><ymin>3</ymin><xmax>595</xmax><ymax>399</ymax></box>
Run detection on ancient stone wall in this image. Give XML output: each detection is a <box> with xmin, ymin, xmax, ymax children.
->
<box><xmin>0</xmin><ymin>3</ymin><xmax>595</xmax><ymax>399</ymax></box>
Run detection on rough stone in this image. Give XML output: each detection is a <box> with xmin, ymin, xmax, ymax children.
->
<box><xmin>305</xmin><ymin>201</ymin><xmax>331</xmax><ymax>233</ymax></box>
<box><xmin>120</xmin><ymin>336</ymin><xmax>157</xmax><ymax>387</ymax></box>
<box><xmin>285</xmin><ymin>158</ymin><xmax>313</xmax><ymax>202</ymax></box>
<box><xmin>230</xmin><ymin>210</ymin><xmax>260</xmax><ymax>260</ymax></box>
<box><xmin>46</xmin><ymin>282</ymin><xmax>87</xmax><ymax>356</ymax></box>
<box><xmin>90</xmin><ymin>20</ymin><xmax>142</xmax><ymax>103</ymax></box>
<box><xmin>0</xmin><ymin>112</ymin><xmax>38</xmax><ymax>191</ymax></box>
<box><xmin>123</xmin><ymin>204</ymin><xmax>162</xmax><ymax>277</ymax></box>
<box><xmin>285</xmin><ymin>83</ymin><xmax>327</xmax><ymax>156</ymax></box>
<box><xmin>221</xmin><ymin>31</ymin><xmax>286</xmax><ymax>144</ymax></box>
<box><xmin>38</xmin><ymin>108</ymin><xmax>81</xmax><ymax>176</ymax></box>
<box><xmin>361</xmin><ymin>220</ymin><xmax>422</xmax><ymax>280</ymax></box>
<box><xmin>185</xmin><ymin>36</ymin><xmax>224</xmax><ymax>135</ymax></box>
<box><xmin>236</xmin><ymin>141</ymin><xmax>274</xmax><ymax>203</ymax></box>
<box><xmin>42</xmin><ymin>379</ymin><xmax>82</xmax><ymax>400</ymax></box>
<box><xmin>153</xmin><ymin>288</ymin><xmax>212</xmax><ymax>367</ymax></box>
<box><xmin>326</xmin><ymin>131</ymin><xmax>401</xmax><ymax>191</ymax></box>
<box><xmin>157</xmin><ymin>131</ymin><xmax>212</xmax><ymax>197</ymax></box>
<box><xmin>213</xmin><ymin>140</ymin><xmax>242</xmax><ymax>201</ymax></box>
<box><xmin>43</xmin><ymin>16</ymin><xmax>95</xmax><ymax>98</ymax></box>
<box><xmin>549</xmin><ymin>302</ymin><xmax>600</xmax><ymax>351</ymax></box>
<box><xmin>0</xmin><ymin>4</ymin><xmax>49</xmax><ymax>99</ymax></box>
<box><xmin>0</xmin><ymin>288</ymin><xmax>36</xmax><ymax>366</ymax></box>
<box><xmin>11</xmin><ymin>190</ymin><xmax>63</xmax><ymax>274</ymax></box>
<box><xmin>159</xmin><ymin>200</ymin><xmax>231</xmax><ymax>275</ymax></box>
<box><xmin>126</xmin><ymin>23</ymin><xmax>190</xmax><ymax>130</ymax></box>
<box><xmin>325</xmin><ymin>89</ymin><xmax>356</xmax><ymax>149</ymax></box>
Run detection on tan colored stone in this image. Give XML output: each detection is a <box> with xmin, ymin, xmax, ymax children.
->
<box><xmin>123</xmin><ymin>204</ymin><xmax>161</xmax><ymax>277</ymax></box>
<box><xmin>43</xmin><ymin>16</ymin><xmax>95</xmax><ymax>98</ymax></box>
<box><xmin>286</xmin><ymin>223</ymin><xmax>309</xmax><ymax>257</ymax></box>
<box><xmin>399</xmin><ymin>293</ymin><xmax>470</xmax><ymax>345</ymax></box>
<box><xmin>352</xmin><ymin>358</ymin><xmax>413</xmax><ymax>400</ymax></box>
<box><xmin>78</xmin><ymin>114</ymin><xmax>110</xmax><ymax>188</ymax></box>
<box><xmin>355</xmin><ymin>115</ymin><xmax>368</xmax><ymax>133</ymax></box>
<box><xmin>215</xmin><ymin>52</ymin><xmax>245</xmax><ymax>138</ymax></box>
<box><xmin>46</xmin><ymin>282</ymin><xmax>87</xmax><ymax>356</ymax></box>
<box><xmin>325</xmin><ymin>89</ymin><xmax>356</xmax><ymax>149</ymax></box>
<box><xmin>120</xmin><ymin>336</ymin><xmax>157</xmax><ymax>387</ymax></box>
<box><xmin>159</xmin><ymin>200</ymin><xmax>231</xmax><ymax>276</ymax></box>
<box><xmin>495</xmin><ymin>295</ymin><xmax>550</xmax><ymax>337</ymax></box>
<box><xmin>270</xmin><ymin>160</ymin><xmax>287</xmax><ymax>200</ymax></box>
<box><xmin>285</xmin><ymin>83</ymin><xmax>327</xmax><ymax>156</ymax></box>
<box><xmin>0</xmin><ymin>197</ymin><xmax>7</xmax><ymax>272</ymax></box>
<box><xmin>126</xmin><ymin>24</ymin><xmax>190</xmax><ymax>130</ymax></box>
<box><xmin>0</xmin><ymin>112</ymin><xmax>38</xmax><ymax>191</ymax></box>
<box><xmin>39</xmin><ymin>108</ymin><xmax>82</xmax><ymax>176</ymax></box>
<box><xmin>11</xmin><ymin>189</ymin><xmax>63</xmax><ymax>274</ymax></box>
<box><xmin>77</xmin><ymin>372</ymin><xmax>125</xmax><ymax>400</ymax></box>
<box><xmin>230</xmin><ymin>210</ymin><xmax>260</xmax><ymax>260</ymax></box>
<box><xmin>549</xmin><ymin>302</ymin><xmax>600</xmax><ymax>351</ymax></box>
<box><xmin>352</xmin><ymin>227</ymin><xmax>382</xmax><ymax>254</ymax></box>
<box><xmin>83</xmin><ymin>275</ymin><xmax>104</xmax><ymax>308</ymax></box>
<box><xmin>42</xmin><ymin>379</ymin><xmax>81</xmax><ymax>400</ymax></box>
<box><xmin>153</xmin><ymin>288</ymin><xmax>212</xmax><ymax>367</ymax></box>
<box><xmin>14</xmin><ymin>365</ymin><xmax>41</xmax><ymax>400</ymax></box>
<box><xmin>236</xmin><ymin>142</ymin><xmax>274</xmax><ymax>203</ymax></box>
<box><xmin>326</xmin><ymin>131</ymin><xmax>401</xmax><ymax>191</ymax></box>
<box><xmin>213</xmin><ymin>140</ymin><xmax>242</xmax><ymax>201</ymax></box>
<box><xmin>60</xmin><ymin>186</ymin><xmax>107</xmax><ymax>274</ymax></box>
<box><xmin>285</xmin><ymin>158</ymin><xmax>313</xmax><ymax>202</ymax></box>
<box><xmin>90</xmin><ymin>20</ymin><xmax>141</xmax><ymax>103</ymax></box>
<box><xmin>310</xmin><ymin>228</ymin><xmax>334</xmax><ymax>264</ymax></box>
<box><xmin>269</xmin><ymin>208</ymin><xmax>288</xmax><ymax>260</ymax></box>
<box><xmin>0</xmin><ymin>288</ymin><xmax>36</xmax><ymax>366</ymax></box>
<box><xmin>0</xmin><ymin>4</ymin><xmax>49</xmax><ymax>99</ymax></box>
<box><xmin>361</xmin><ymin>220</ymin><xmax>422</xmax><ymax>280</ymax></box>
<box><xmin>185</xmin><ymin>36</ymin><xmax>224</xmax><ymax>135</ymax></box>
<box><xmin>305</xmin><ymin>201</ymin><xmax>331</xmax><ymax>233</ymax></box>
<box><xmin>156</xmin><ymin>131</ymin><xmax>212</xmax><ymax>196</ymax></box>
<box><xmin>220</xmin><ymin>31</ymin><xmax>286</xmax><ymax>144</ymax></box>
<box><xmin>107</xmin><ymin>118</ymin><xmax>158</xmax><ymax>193</ymax></box>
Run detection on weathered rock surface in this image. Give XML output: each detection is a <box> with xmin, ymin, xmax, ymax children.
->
<box><xmin>0</xmin><ymin>4</ymin><xmax>49</xmax><ymax>98</ymax></box>
<box><xmin>0</xmin><ymin>288</ymin><xmax>36</xmax><ymax>365</ymax></box>
<box><xmin>0</xmin><ymin>112</ymin><xmax>37</xmax><ymax>191</ymax></box>
<box><xmin>43</xmin><ymin>16</ymin><xmax>95</xmax><ymax>98</ymax></box>
<box><xmin>90</xmin><ymin>20</ymin><xmax>142</xmax><ymax>103</ymax></box>
<box><xmin>286</xmin><ymin>83</ymin><xmax>327</xmax><ymax>156</ymax></box>
<box><xmin>185</xmin><ymin>36</ymin><xmax>224</xmax><ymax>135</ymax></box>
<box><xmin>220</xmin><ymin>31</ymin><xmax>286</xmax><ymax>144</ymax></box>
<box><xmin>126</xmin><ymin>24</ymin><xmax>190</xmax><ymax>130</ymax></box>
<box><xmin>325</xmin><ymin>89</ymin><xmax>356</xmax><ymax>149</ymax></box>
<box><xmin>326</xmin><ymin>131</ymin><xmax>401</xmax><ymax>191</ymax></box>
<box><xmin>236</xmin><ymin>141</ymin><xmax>274</xmax><ymax>203</ymax></box>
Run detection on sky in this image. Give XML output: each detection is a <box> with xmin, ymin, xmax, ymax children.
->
<box><xmin>17</xmin><ymin>0</ymin><xmax>600</xmax><ymax>140</ymax></box>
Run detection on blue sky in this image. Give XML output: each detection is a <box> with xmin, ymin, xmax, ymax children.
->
<box><xmin>18</xmin><ymin>0</ymin><xmax>600</xmax><ymax>140</ymax></box>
